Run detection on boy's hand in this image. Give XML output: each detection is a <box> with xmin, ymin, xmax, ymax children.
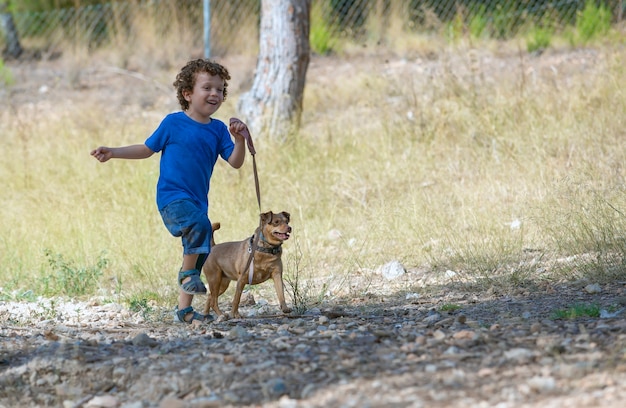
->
<box><xmin>230</xmin><ymin>118</ymin><xmax>255</xmax><ymax>154</ymax></box>
<box><xmin>229</xmin><ymin>118</ymin><xmax>249</xmax><ymax>140</ymax></box>
<box><xmin>91</xmin><ymin>146</ymin><xmax>113</xmax><ymax>162</ymax></box>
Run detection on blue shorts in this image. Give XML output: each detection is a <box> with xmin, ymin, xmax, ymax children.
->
<box><xmin>159</xmin><ymin>199</ymin><xmax>212</xmax><ymax>255</ymax></box>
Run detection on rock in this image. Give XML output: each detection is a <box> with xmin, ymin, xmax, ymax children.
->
<box><xmin>239</xmin><ymin>291</ymin><xmax>256</xmax><ymax>306</ymax></box>
<box><xmin>85</xmin><ymin>395</ymin><xmax>119</xmax><ymax>408</ymax></box>
<box><xmin>379</xmin><ymin>260</ymin><xmax>406</xmax><ymax>280</ymax></box>
<box><xmin>584</xmin><ymin>283</ymin><xmax>602</xmax><ymax>294</ymax></box>
<box><xmin>423</xmin><ymin>313</ymin><xmax>441</xmax><ymax>324</ymax></box>
<box><xmin>132</xmin><ymin>332</ymin><xmax>157</xmax><ymax>347</ymax></box>
<box><xmin>159</xmin><ymin>397</ymin><xmax>185</xmax><ymax>408</ymax></box>
<box><xmin>527</xmin><ymin>376</ymin><xmax>556</xmax><ymax>392</ymax></box>
<box><xmin>228</xmin><ymin>326</ymin><xmax>251</xmax><ymax>340</ymax></box>
<box><xmin>600</xmin><ymin>308</ymin><xmax>623</xmax><ymax>318</ymax></box>
<box><xmin>452</xmin><ymin>329</ymin><xmax>477</xmax><ymax>340</ymax></box>
<box><xmin>405</xmin><ymin>292</ymin><xmax>420</xmax><ymax>301</ymax></box>
<box><xmin>277</xmin><ymin>395</ymin><xmax>298</xmax><ymax>408</ymax></box>
<box><xmin>263</xmin><ymin>378</ymin><xmax>288</xmax><ymax>399</ymax></box>
<box><xmin>504</xmin><ymin>348</ymin><xmax>535</xmax><ymax>363</ymax></box>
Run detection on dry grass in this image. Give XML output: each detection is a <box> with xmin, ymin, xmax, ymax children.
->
<box><xmin>1</xmin><ymin>12</ymin><xmax>625</xmax><ymax>310</ymax></box>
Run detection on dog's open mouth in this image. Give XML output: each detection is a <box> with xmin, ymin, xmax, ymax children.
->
<box><xmin>273</xmin><ymin>231</ymin><xmax>290</xmax><ymax>241</ymax></box>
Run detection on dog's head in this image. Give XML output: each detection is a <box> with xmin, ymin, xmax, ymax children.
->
<box><xmin>260</xmin><ymin>211</ymin><xmax>291</xmax><ymax>245</ymax></box>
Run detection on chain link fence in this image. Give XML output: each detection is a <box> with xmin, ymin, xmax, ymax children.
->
<box><xmin>1</xmin><ymin>0</ymin><xmax>625</xmax><ymax>59</ymax></box>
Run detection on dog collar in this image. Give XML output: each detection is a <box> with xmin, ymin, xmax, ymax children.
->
<box><xmin>249</xmin><ymin>235</ymin><xmax>282</xmax><ymax>255</ymax></box>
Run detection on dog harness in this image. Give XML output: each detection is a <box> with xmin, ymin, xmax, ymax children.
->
<box><xmin>247</xmin><ymin>233</ymin><xmax>282</xmax><ymax>284</ymax></box>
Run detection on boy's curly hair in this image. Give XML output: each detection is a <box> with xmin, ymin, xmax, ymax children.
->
<box><xmin>173</xmin><ymin>59</ymin><xmax>231</xmax><ymax>111</ymax></box>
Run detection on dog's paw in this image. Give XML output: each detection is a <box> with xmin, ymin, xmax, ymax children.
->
<box><xmin>281</xmin><ymin>306</ymin><xmax>292</xmax><ymax>314</ymax></box>
<box><xmin>216</xmin><ymin>314</ymin><xmax>229</xmax><ymax>323</ymax></box>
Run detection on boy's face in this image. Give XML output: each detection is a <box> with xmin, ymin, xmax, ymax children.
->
<box><xmin>183</xmin><ymin>72</ymin><xmax>225</xmax><ymax>123</ymax></box>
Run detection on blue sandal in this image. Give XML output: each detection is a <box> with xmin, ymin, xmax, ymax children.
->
<box><xmin>178</xmin><ymin>269</ymin><xmax>207</xmax><ymax>295</ymax></box>
<box><xmin>174</xmin><ymin>306</ymin><xmax>212</xmax><ymax>324</ymax></box>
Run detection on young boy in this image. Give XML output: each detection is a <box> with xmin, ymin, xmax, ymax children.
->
<box><xmin>91</xmin><ymin>59</ymin><xmax>248</xmax><ymax>324</ymax></box>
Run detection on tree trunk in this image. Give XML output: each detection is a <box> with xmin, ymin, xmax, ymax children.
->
<box><xmin>0</xmin><ymin>3</ymin><xmax>23</xmax><ymax>59</ymax></box>
<box><xmin>238</xmin><ymin>0</ymin><xmax>311</xmax><ymax>141</ymax></box>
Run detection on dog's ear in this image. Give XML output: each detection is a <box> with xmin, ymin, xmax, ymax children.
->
<box><xmin>260</xmin><ymin>211</ymin><xmax>273</xmax><ymax>224</ymax></box>
<box><xmin>282</xmin><ymin>212</ymin><xmax>290</xmax><ymax>223</ymax></box>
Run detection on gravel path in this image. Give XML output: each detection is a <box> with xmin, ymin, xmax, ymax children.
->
<box><xmin>2</xmin><ymin>278</ymin><xmax>626</xmax><ymax>408</ymax></box>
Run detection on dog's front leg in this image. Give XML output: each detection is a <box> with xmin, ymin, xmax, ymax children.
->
<box><xmin>272</xmin><ymin>268</ymin><xmax>292</xmax><ymax>314</ymax></box>
<box><xmin>231</xmin><ymin>273</ymin><xmax>248</xmax><ymax>319</ymax></box>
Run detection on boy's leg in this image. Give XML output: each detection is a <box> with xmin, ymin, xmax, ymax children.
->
<box><xmin>178</xmin><ymin>253</ymin><xmax>199</xmax><ymax>315</ymax></box>
<box><xmin>177</xmin><ymin>252</ymin><xmax>213</xmax><ymax>322</ymax></box>
<box><xmin>159</xmin><ymin>199</ymin><xmax>213</xmax><ymax>323</ymax></box>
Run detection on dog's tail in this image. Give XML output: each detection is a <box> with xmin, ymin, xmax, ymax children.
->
<box><xmin>210</xmin><ymin>222</ymin><xmax>221</xmax><ymax>247</ymax></box>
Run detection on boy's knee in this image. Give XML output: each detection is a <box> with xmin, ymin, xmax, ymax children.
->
<box><xmin>184</xmin><ymin>217</ymin><xmax>212</xmax><ymax>252</ymax></box>
<box><xmin>197</xmin><ymin>218</ymin><xmax>212</xmax><ymax>236</ymax></box>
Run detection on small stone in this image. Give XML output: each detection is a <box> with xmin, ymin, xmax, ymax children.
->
<box><xmin>85</xmin><ymin>395</ymin><xmax>119</xmax><ymax>408</ymax></box>
<box><xmin>228</xmin><ymin>326</ymin><xmax>251</xmax><ymax>340</ymax></box>
<box><xmin>423</xmin><ymin>313</ymin><xmax>441</xmax><ymax>324</ymax></box>
<box><xmin>405</xmin><ymin>292</ymin><xmax>420</xmax><ymax>301</ymax></box>
<box><xmin>600</xmin><ymin>308</ymin><xmax>623</xmax><ymax>318</ymax></box>
<box><xmin>132</xmin><ymin>332</ymin><xmax>157</xmax><ymax>347</ymax></box>
<box><xmin>43</xmin><ymin>330</ymin><xmax>59</xmax><ymax>341</ymax></box>
<box><xmin>379</xmin><ymin>260</ymin><xmax>406</xmax><ymax>280</ymax></box>
<box><xmin>272</xmin><ymin>338</ymin><xmax>290</xmax><ymax>351</ymax></box>
<box><xmin>433</xmin><ymin>330</ymin><xmax>446</xmax><ymax>340</ymax></box>
<box><xmin>527</xmin><ymin>376</ymin><xmax>556</xmax><ymax>392</ymax></box>
<box><xmin>504</xmin><ymin>348</ymin><xmax>534</xmax><ymax>362</ymax></box>
<box><xmin>584</xmin><ymin>283</ymin><xmax>602</xmax><ymax>294</ymax></box>
<box><xmin>159</xmin><ymin>397</ymin><xmax>185</xmax><ymax>408</ymax></box>
<box><xmin>452</xmin><ymin>329</ymin><xmax>477</xmax><ymax>340</ymax></box>
<box><xmin>263</xmin><ymin>377</ymin><xmax>288</xmax><ymax>399</ymax></box>
<box><xmin>278</xmin><ymin>395</ymin><xmax>298</xmax><ymax>408</ymax></box>
<box><xmin>240</xmin><ymin>291</ymin><xmax>256</xmax><ymax>306</ymax></box>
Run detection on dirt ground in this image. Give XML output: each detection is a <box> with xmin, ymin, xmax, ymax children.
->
<box><xmin>1</xmin><ymin>276</ymin><xmax>626</xmax><ymax>408</ymax></box>
<box><xmin>2</xmin><ymin>48</ymin><xmax>626</xmax><ymax>407</ymax></box>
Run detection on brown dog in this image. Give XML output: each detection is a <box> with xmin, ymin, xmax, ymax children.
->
<box><xmin>203</xmin><ymin>211</ymin><xmax>292</xmax><ymax>319</ymax></box>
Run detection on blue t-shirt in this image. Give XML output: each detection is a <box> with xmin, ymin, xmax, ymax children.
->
<box><xmin>145</xmin><ymin>112</ymin><xmax>234</xmax><ymax>212</ymax></box>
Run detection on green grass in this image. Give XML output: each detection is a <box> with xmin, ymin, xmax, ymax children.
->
<box><xmin>551</xmin><ymin>303</ymin><xmax>601</xmax><ymax>320</ymax></box>
<box><xmin>439</xmin><ymin>303</ymin><xmax>462</xmax><ymax>313</ymax></box>
<box><xmin>574</xmin><ymin>0</ymin><xmax>612</xmax><ymax>45</ymax></box>
<box><xmin>0</xmin><ymin>58</ymin><xmax>14</xmax><ymax>86</ymax></box>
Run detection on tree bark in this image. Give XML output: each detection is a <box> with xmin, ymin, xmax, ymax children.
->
<box><xmin>0</xmin><ymin>2</ymin><xmax>23</xmax><ymax>59</ymax></box>
<box><xmin>238</xmin><ymin>0</ymin><xmax>311</xmax><ymax>142</ymax></box>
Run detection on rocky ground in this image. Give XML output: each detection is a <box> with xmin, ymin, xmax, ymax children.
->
<box><xmin>2</xmin><ymin>274</ymin><xmax>626</xmax><ymax>408</ymax></box>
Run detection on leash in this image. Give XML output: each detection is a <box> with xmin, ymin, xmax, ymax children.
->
<box><xmin>231</xmin><ymin>118</ymin><xmax>261</xmax><ymax>285</ymax></box>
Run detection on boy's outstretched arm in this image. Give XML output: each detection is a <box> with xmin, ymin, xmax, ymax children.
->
<box><xmin>91</xmin><ymin>144</ymin><xmax>154</xmax><ymax>163</ymax></box>
<box><xmin>227</xmin><ymin>118</ymin><xmax>248</xmax><ymax>169</ymax></box>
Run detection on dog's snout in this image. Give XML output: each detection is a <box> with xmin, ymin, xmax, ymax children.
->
<box><xmin>287</xmin><ymin>225</ymin><xmax>292</xmax><ymax>233</ymax></box>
